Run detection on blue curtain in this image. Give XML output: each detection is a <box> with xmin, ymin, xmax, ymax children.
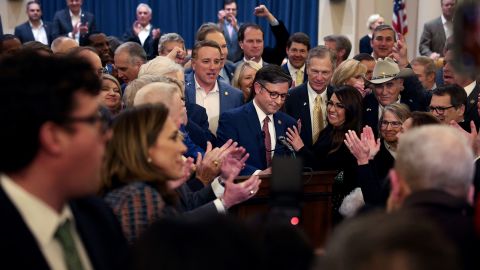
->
<box><xmin>40</xmin><ymin>0</ymin><xmax>318</xmax><ymax>49</ymax></box>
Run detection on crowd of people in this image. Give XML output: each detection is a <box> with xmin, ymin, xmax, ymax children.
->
<box><xmin>1</xmin><ymin>0</ymin><xmax>480</xmax><ymax>269</ymax></box>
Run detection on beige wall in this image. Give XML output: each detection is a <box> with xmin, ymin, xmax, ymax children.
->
<box><xmin>0</xmin><ymin>0</ymin><xmax>29</xmax><ymax>34</ymax></box>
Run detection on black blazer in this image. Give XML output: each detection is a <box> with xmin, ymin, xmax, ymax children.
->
<box><xmin>0</xmin><ymin>185</ymin><xmax>129</xmax><ymax>270</ymax></box>
<box><xmin>359</xmin><ymin>34</ymin><xmax>373</xmax><ymax>54</ymax></box>
<box><xmin>464</xmin><ymin>82</ymin><xmax>480</xmax><ymax>128</ymax></box>
<box><xmin>122</xmin><ymin>27</ymin><xmax>159</xmax><ymax>60</ymax></box>
<box><xmin>262</xmin><ymin>20</ymin><xmax>290</xmax><ymax>66</ymax></box>
<box><xmin>185</xmin><ymin>102</ymin><xmax>217</xmax><ymax>149</ymax></box>
<box><xmin>14</xmin><ymin>21</ymin><xmax>54</xmax><ymax>45</ymax></box>
<box><xmin>52</xmin><ymin>8</ymin><xmax>96</xmax><ymax>46</ymax></box>
<box><xmin>284</xmin><ymin>82</ymin><xmax>334</xmax><ymax>148</ymax></box>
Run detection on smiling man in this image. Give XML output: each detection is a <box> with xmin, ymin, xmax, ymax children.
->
<box><xmin>429</xmin><ymin>85</ymin><xmax>467</xmax><ymax>129</ymax></box>
<box><xmin>217</xmin><ymin>65</ymin><xmax>296</xmax><ymax>175</ymax></box>
<box><xmin>371</xmin><ymin>24</ymin><xmax>396</xmax><ymax>60</ymax></box>
<box><xmin>282</xmin><ymin>32</ymin><xmax>310</xmax><ymax>87</ymax></box>
<box><xmin>184</xmin><ymin>40</ymin><xmax>243</xmax><ymax>135</ymax></box>
<box><xmin>52</xmin><ymin>0</ymin><xmax>96</xmax><ymax>45</ymax></box>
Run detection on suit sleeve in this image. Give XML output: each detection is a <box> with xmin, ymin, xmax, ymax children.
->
<box><xmin>419</xmin><ymin>23</ymin><xmax>434</xmax><ymax>56</ymax></box>
<box><xmin>216</xmin><ymin>112</ymin><xmax>238</xmax><ymax>147</ymax></box>
<box><xmin>357</xmin><ymin>163</ymin><xmax>389</xmax><ymax>206</ymax></box>
<box><xmin>176</xmin><ymin>184</ymin><xmax>217</xmax><ymax>211</ymax></box>
<box><xmin>52</xmin><ymin>14</ymin><xmax>63</xmax><ymax>39</ymax></box>
<box><xmin>262</xmin><ymin>20</ymin><xmax>290</xmax><ymax>65</ymax></box>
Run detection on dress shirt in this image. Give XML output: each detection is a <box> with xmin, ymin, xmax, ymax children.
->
<box><xmin>307</xmin><ymin>82</ymin><xmax>328</xmax><ymax>136</ymax></box>
<box><xmin>464</xmin><ymin>81</ymin><xmax>476</xmax><ymax>97</ymax></box>
<box><xmin>138</xmin><ymin>24</ymin><xmax>152</xmax><ymax>46</ymax></box>
<box><xmin>69</xmin><ymin>9</ymin><xmax>81</xmax><ymax>43</ymax></box>
<box><xmin>194</xmin><ymin>77</ymin><xmax>220</xmax><ymax>134</ymax></box>
<box><xmin>225</xmin><ymin>21</ymin><xmax>234</xmax><ymax>39</ymax></box>
<box><xmin>287</xmin><ymin>61</ymin><xmax>305</xmax><ymax>86</ymax></box>
<box><xmin>218</xmin><ymin>67</ymin><xmax>230</xmax><ymax>84</ymax></box>
<box><xmin>243</xmin><ymin>56</ymin><xmax>264</xmax><ymax>66</ymax></box>
<box><xmin>253</xmin><ymin>99</ymin><xmax>276</xmax><ymax>157</ymax></box>
<box><xmin>30</xmin><ymin>20</ymin><xmax>48</xmax><ymax>45</ymax></box>
<box><xmin>441</xmin><ymin>15</ymin><xmax>453</xmax><ymax>39</ymax></box>
<box><xmin>0</xmin><ymin>174</ymin><xmax>93</xmax><ymax>270</ymax></box>
<box><xmin>378</xmin><ymin>96</ymin><xmax>401</xmax><ymax>120</ymax></box>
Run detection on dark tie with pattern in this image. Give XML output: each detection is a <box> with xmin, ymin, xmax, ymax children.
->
<box><xmin>55</xmin><ymin>219</ymin><xmax>85</xmax><ymax>270</ymax></box>
<box><xmin>263</xmin><ymin>116</ymin><xmax>272</xmax><ymax>167</ymax></box>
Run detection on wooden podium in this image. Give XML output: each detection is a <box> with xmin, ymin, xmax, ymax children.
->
<box><xmin>232</xmin><ymin>171</ymin><xmax>336</xmax><ymax>248</ymax></box>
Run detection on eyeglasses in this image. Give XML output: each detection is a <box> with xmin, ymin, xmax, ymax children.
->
<box><xmin>326</xmin><ymin>100</ymin><xmax>345</xmax><ymax>110</ymax></box>
<box><xmin>428</xmin><ymin>105</ymin><xmax>455</xmax><ymax>114</ymax></box>
<box><xmin>380</xmin><ymin>120</ymin><xmax>402</xmax><ymax>128</ymax></box>
<box><xmin>63</xmin><ymin>111</ymin><xmax>110</xmax><ymax>134</ymax></box>
<box><xmin>258</xmin><ymin>82</ymin><xmax>288</xmax><ymax>100</ymax></box>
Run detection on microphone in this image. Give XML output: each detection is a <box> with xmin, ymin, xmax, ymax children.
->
<box><xmin>277</xmin><ymin>136</ymin><xmax>296</xmax><ymax>158</ymax></box>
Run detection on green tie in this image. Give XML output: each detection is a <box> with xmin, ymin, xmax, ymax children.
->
<box><xmin>54</xmin><ymin>219</ymin><xmax>85</xmax><ymax>270</ymax></box>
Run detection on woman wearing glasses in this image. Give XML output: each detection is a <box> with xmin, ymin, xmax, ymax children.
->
<box><xmin>286</xmin><ymin>86</ymin><xmax>363</xmax><ymax>220</ymax></box>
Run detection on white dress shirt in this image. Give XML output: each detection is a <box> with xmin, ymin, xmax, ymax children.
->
<box><xmin>464</xmin><ymin>81</ymin><xmax>476</xmax><ymax>97</ymax></box>
<box><xmin>441</xmin><ymin>14</ymin><xmax>453</xmax><ymax>39</ymax></box>
<box><xmin>194</xmin><ymin>77</ymin><xmax>220</xmax><ymax>134</ymax></box>
<box><xmin>138</xmin><ymin>24</ymin><xmax>151</xmax><ymax>46</ymax></box>
<box><xmin>30</xmin><ymin>20</ymin><xmax>48</xmax><ymax>45</ymax></box>
<box><xmin>69</xmin><ymin>10</ymin><xmax>81</xmax><ymax>43</ymax></box>
<box><xmin>0</xmin><ymin>174</ymin><xmax>93</xmax><ymax>270</ymax></box>
<box><xmin>307</xmin><ymin>82</ymin><xmax>328</xmax><ymax>136</ymax></box>
<box><xmin>253</xmin><ymin>99</ymin><xmax>276</xmax><ymax>157</ymax></box>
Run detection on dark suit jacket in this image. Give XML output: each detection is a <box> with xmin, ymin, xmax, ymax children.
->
<box><xmin>0</xmin><ymin>186</ymin><xmax>129</xmax><ymax>270</ymax></box>
<box><xmin>464</xmin><ymin>82</ymin><xmax>480</xmax><ymax>128</ymax></box>
<box><xmin>184</xmin><ymin>72</ymin><xmax>244</xmax><ymax>116</ymax></box>
<box><xmin>52</xmin><ymin>8</ymin><xmax>96</xmax><ymax>46</ymax></box>
<box><xmin>122</xmin><ymin>27</ymin><xmax>159</xmax><ymax>60</ymax></box>
<box><xmin>222</xmin><ymin>22</ymin><xmax>242</xmax><ymax>62</ymax></box>
<box><xmin>185</xmin><ymin>103</ymin><xmax>217</xmax><ymax>149</ymax></box>
<box><xmin>14</xmin><ymin>21</ymin><xmax>54</xmax><ymax>45</ymax></box>
<box><xmin>284</xmin><ymin>83</ymin><xmax>334</xmax><ymax>149</ymax></box>
<box><xmin>281</xmin><ymin>63</ymin><xmax>308</xmax><ymax>86</ymax></box>
<box><xmin>359</xmin><ymin>34</ymin><xmax>373</xmax><ymax>54</ymax></box>
<box><xmin>216</xmin><ymin>101</ymin><xmax>296</xmax><ymax>175</ymax></box>
<box><xmin>419</xmin><ymin>17</ymin><xmax>446</xmax><ymax>57</ymax></box>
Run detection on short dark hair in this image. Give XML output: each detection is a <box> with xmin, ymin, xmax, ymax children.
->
<box><xmin>196</xmin><ymin>23</ymin><xmax>223</xmax><ymax>42</ymax></box>
<box><xmin>238</xmin><ymin>23</ymin><xmax>263</xmax><ymax>42</ymax></box>
<box><xmin>287</xmin><ymin>32</ymin><xmax>310</xmax><ymax>51</ymax></box>
<box><xmin>372</xmin><ymin>24</ymin><xmax>397</xmax><ymax>42</ymax></box>
<box><xmin>22</xmin><ymin>40</ymin><xmax>53</xmax><ymax>55</ymax></box>
<box><xmin>432</xmin><ymin>84</ymin><xmax>467</xmax><ymax>109</ymax></box>
<box><xmin>353</xmin><ymin>53</ymin><xmax>375</xmax><ymax>62</ymax></box>
<box><xmin>0</xmin><ymin>52</ymin><xmax>101</xmax><ymax>172</ymax></box>
<box><xmin>224</xmin><ymin>0</ymin><xmax>236</xmax><ymax>7</ymax></box>
<box><xmin>248</xmin><ymin>65</ymin><xmax>292</xmax><ymax>100</ymax></box>
<box><xmin>0</xmin><ymin>34</ymin><xmax>20</xmax><ymax>53</ymax></box>
<box><xmin>323</xmin><ymin>34</ymin><xmax>352</xmax><ymax>61</ymax></box>
<box><xmin>191</xmin><ymin>40</ymin><xmax>222</xmax><ymax>59</ymax></box>
<box><xmin>409</xmin><ymin>112</ymin><xmax>441</xmax><ymax>127</ymax></box>
<box><xmin>67</xmin><ymin>46</ymin><xmax>99</xmax><ymax>58</ymax></box>
<box><xmin>411</xmin><ymin>56</ymin><xmax>437</xmax><ymax>76</ymax></box>
<box><xmin>26</xmin><ymin>0</ymin><xmax>40</xmax><ymax>9</ymax></box>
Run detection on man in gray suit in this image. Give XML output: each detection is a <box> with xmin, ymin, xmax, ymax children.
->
<box><xmin>419</xmin><ymin>0</ymin><xmax>456</xmax><ymax>59</ymax></box>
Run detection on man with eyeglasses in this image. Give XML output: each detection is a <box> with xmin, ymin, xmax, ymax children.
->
<box><xmin>0</xmin><ymin>52</ymin><xmax>129</xmax><ymax>269</ymax></box>
<box><xmin>217</xmin><ymin>65</ymin><xmax>296</xmax><ymax>175</ymax></box>
<box><xmin>429</xmin><ymin>84</ymin><xmax>469</xmax><ymax>130</ymax></box>
<box><xmin>285</xmin><ymin>45</ymin><xmax>335</xmax><ymax>149</ymax></box>
<box><xmin>184</xmin><ymin>40</ymin><xmax>243</xmax><ymax>136</ymax></box>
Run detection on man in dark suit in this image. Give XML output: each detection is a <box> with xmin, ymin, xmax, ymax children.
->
<box><xmin>429</xmin><ymin>85</ymin><xmax>469</xmax><ymax>130</ymax></box>
<box><xmin>185</xmin><ymin>40</ymin><xmax>243</xmax><ymax>137</ymax></box>
<box><xmin>0</xmin><ymin>52</ymin><xmax>129</xmax><ymax>269</ymax></box>
<box><xmin>14</xmin><ymin>1</ymin><xmax>53</xmax><ymax>45</ymax></box>
<box><xmin>217</xmin><ymin>65</ymin><xmax>296</xmax><ymax>175</ymax></box>
<box><xmin>285</xmin><ymin>46</ymin><xmax>335</xmax><ymax>149</ymax></box>
<box><xmin>419</xmin><ymin>0</ymin><xmax>456</xmax><ymax>59</ymax></box>
<box><xmin>281</xmin><ymin>32</ymin><xmax>310</xmax><ymax>87</ymax></box>
<box><xmin>122</xmin><ymin>3</ymin><xmax>161</xmax><ymax>60</ymax></box>
<box><xmin>235</xmin><ymin>5</ymin><xmax>290</xmax><ymax>67</ymax></box>
<box><xmin>52</xmin><ymin>0</ymin><xmax>95</xmax><ymax>46</ymax></box>
<box><xmin>218</xmin><ymin>0</ymin><xmax>242</xmax><ymax>62</ymax></box>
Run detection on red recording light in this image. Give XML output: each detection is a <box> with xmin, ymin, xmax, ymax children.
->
<box><xmin>290</xmin><ymin>217</ymin><xmax>299</xmax><ymax>225</ymax></box>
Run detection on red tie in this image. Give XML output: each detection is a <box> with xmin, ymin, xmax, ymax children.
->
<box><xmin>263</xmin><ymin>116</ymin><xmax>272</xmax><ymax>167</ymax></box>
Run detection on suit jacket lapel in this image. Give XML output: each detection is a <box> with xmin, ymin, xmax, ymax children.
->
<box><xmin>245</xmin><ymin>102</ymin><xmax>266</xmax><ymax>167</ymax></box>
<box><xmin>300</xmin><ymin>85</ymin><xmax>313</xmax><ymax>146</ymax></box>
<box><xmin>466</xmin><ymin>83</ymin><xmax>479</xmax><ymax>115</ymax></box>
<box><xmin>185</xmin><ymin>73</ymin><xmax>196</xmax><ymax>104</ymax></box>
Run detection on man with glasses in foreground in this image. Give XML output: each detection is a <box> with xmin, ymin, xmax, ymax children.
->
<box><xmin>217</xmin><ymin>65</ymin><xmax>296</xmax><ymax>175</ymax></box>
<box><xmin>429</xmin><ymin>84</ymin><xmax>469</xmax><ymax>130</ymax></box>
<box><xmin>0</xmin><ymin>52</ymin><xmax>129</xmax><ymax>269</ymax></box>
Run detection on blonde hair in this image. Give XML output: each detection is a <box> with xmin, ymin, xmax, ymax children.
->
<box><xmin>331</xmin><ymin>59</ymin><xmax>367</xmax><ymax>88</ymax></box>
<box><xmin>231</xmin><ymin>61</ymin><xmax>261</xmax><ymax>101</ymax></box>
<box><xmin>124</xmin><ymin>75</ymin><xmax>184</xmax><ymax>108</ymax></box>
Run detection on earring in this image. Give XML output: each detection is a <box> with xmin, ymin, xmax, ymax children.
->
<box><xmin>147</xmin><ymin>157</ymin><xmax>152</xmax><ymax>163</ymax></box>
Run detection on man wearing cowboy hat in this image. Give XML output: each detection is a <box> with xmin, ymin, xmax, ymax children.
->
<box><xmin>363</xmin><ymin>57</ymin><xmax>425</xmax><ymax>136</ymax></box>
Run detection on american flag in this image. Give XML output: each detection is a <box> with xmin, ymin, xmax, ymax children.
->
<box><xmin>393</xmin><ymin>0</ymin><xmax>408</xmax><ymax>35</ymax></box>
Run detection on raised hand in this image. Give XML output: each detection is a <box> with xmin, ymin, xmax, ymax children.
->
<box><xmin>361</xmin><ymin>125</ymin><xmax>381</xmax><ymax>159</ymax></box>
<box><xmin>390</xmin><ymin>33</ymin><xmax>408</xmax><ymax>68</ymax></box>
<box><xmin>344</xmin><ymin>130</ymin><xmax>370</xmax><ymax>165</ymax></box>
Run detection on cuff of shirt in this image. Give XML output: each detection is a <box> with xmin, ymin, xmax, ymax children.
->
<box><xmin>213</xmin><ymin>198</ymin><xmax>227</xmax><ymax>214</ymax></box>
<box><xmin>211</xmin><ymin>176</ymin><xmax>225</xmax><ymax>198</ymax></box>
<box><xmin>269</xmin><ymin>18</ymin><xmax>279</xmax><ymax>26</ymax></box>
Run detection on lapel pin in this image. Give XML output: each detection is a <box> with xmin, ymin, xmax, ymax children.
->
<box><xmin>277</xmin><ymin>120</ymin><xmax>282</xmax><ymax>125</ymax></box>
<box><xmin>366</xmin><ymin>108</ymin><xmax>372</xmax><ymax>111</ymax></box>
<box><xmin>470</xmin><ymin>99</ymin><xmax>475</xmax><ymax>104</ymax></box>
<box><xmin>224</xmin><ymin>91</ymin><xmax>229</xmax><ymax>96</ymax></box>
<box><xmin>303</xmin><ymin>102</ymin><xmax>307</xmax><ymax>106</ymax></box>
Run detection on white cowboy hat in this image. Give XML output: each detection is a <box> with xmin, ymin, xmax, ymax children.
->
<box><xmin>368</xmin><ymin>57</ymin><xmax>414</xmax><ymax>84</ymax></box>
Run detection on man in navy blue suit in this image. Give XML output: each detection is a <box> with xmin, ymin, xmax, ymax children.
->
<box><xmin>217</xmin><ymin>65</ymin><xmax>297</xmax><ymax>175</ymax></box>
<box><xmin>14</xmin><ymin>1</ymin><xmax>53</xmax><ymax>45</ymax></box>
<box><xmin>0</xmin><ymin>52</ymin><xmax>129</xmax><ymax>269</ymax></box>
<box><xmin>281</xmin><ymin>32</ymin><xmax>310</xmax><ymax>87</ymax></box>
<box><xmin>285</xmin><ymin>46</ymin><xmax>335</xmax><ymax>149</ymax></box>
<box><xmin>52</xmin><ymin>0</ymin><xmax>96</xmax><ymax>46</ymax></box>
<box><xmin>185</xmin><ymin>40</ymin><xmax>243</xmax><ymax>137</ymax></box>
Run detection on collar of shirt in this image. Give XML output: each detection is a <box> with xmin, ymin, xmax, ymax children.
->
<box><xmin>378</xmin><ymin>96</ymin><xmax>401</xmax><ymax>119</ymax></box>
<box><xmin>69</xmin><ymin>9</ymin><xmax>82</xmax><ymax>20</ymax></box>
<box><xmin>287</xmin><ymin>60</ymin><xmax>305</xmax><ymax>75</ymax></box>
<box><xmin>0</xmin><ymin>174</ymin><xmax>75</xmax><ymax>247</ymax></box>
<box><xmin>253</xmin><ymin>99</ymin><xmax>272</xmax><ymax>125</ymax></box>
<box><xmin>194</xmin><ymin>75</ymin><xmax>219</xmax><ymax>95</ymax></box>
<box><xmin>139</xmin><ymin>24</ymin><xmax>152</xmax><ymax>32</ymax></box>
<box><xmin>307</xmin><ymin>82</ymin><xmax>327</xmax><ymax>102</ymax></box>
<box><xmin>29</xmin><ymin>20</ymin><xmax>44</xmax><ymax>29</ymax></box>
<box><xmin>243</xmin><ymin>57</ymin><xmax>263</xmax><ymax>67</ymax></box>
<box><xmin>441</xmin><ymin>14</ymin><xmax>452</xmax><ymax>25</ymax></box>
<box><xmin>464</xmin><ymin>81</ymin><xmax>476</xmax><ymax>97</ymax></box>
<box><xmin>384</xmin><ymin>141</ymin><xmax>397</xmax><ymax>158</ymax></box>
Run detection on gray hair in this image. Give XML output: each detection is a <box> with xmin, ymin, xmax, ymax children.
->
<box><xmin>115</xmin><ymin>41</ymin><xmax>147</xmax><ymax>65</ymax></box>
<box><xmin>158</xmin><ymin>33</ymin><xmax>185</xmax><ymax>54</ymax></box>
<box><xmin>306</xmin><ymin>45</ymin><xmax>337</xmax><ymax>70</ymax></box>
<box><xmin>395</xmin><ymin>125</ymin><xmax>474</xmax><ymax>198</ymax></box>
<box><xmin>124</xmin><ymin>75</ymin><xmax>183</xmax><ymax>108</ymax></box>
<box><xmin>133</xmin><ymin>82</ymin><xmax>179</xmax><ymax>108</ymax></box>
<box><xmin>367</xmin><ymin>14</ymin><xmax>382</xmax><ymax>30</ymax></box>
<box><xmin>136</xmin><ymin>3</ymin><xmax>152</xmax><ymax>14</ymax></box>
<box><xmin>139</xmin><ymin>56</ymin><xmax>183</xmax><ymax>78</ymax></box>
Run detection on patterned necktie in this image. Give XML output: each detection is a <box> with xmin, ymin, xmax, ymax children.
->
<box><xmin>295</xmin><ymin>70</ymin><xmax>304</xmax><ymax>86</ymax></box>
<box><xmin>55</xmin><ymin>219</ymin><xmax>85</xmax><ymax>270</ymax></box>
<box><xmin>312</xmin><ymin>95</ymin><xmax>324</xmax><ymax>144</ymax></box>
<box><xmin>263</xmin><ymin>116</ymin><xmax>272</xmax><ymax>167</ymax></box>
